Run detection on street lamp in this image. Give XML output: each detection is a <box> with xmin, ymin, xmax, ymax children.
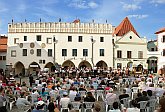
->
<box><xmin>112</xmin><ymin>39</ymin><xmax>115</xmax><ymax>69</ymax></box>
<box><xmin>91</xmin><ymin>36</ymin><xmax>96</xmax><ymax>76</ymax></box>
<box><xmin>53</xmin><ymin>36</ymin><xmax>58</xmax><ymax>66</ymax></box>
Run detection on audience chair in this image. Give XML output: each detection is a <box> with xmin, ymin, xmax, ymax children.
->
<box><xmin>121</xmin><ymin>98</ymin><xmax>129</xmax><ymax>108</ymax></box>
<box><xmin>71</xmin><ymin>102</ymin><xmax>82</xmax><ymax>112</ymax></box>
<box><xmin>148</xmin><ymin>99</ymin><xmax>157</xmax><ymax>112</ymax></box>
<box><xmin>83</xmin><ymin>102</ymin><xmax>94</xmax><ymax>112</ymax></box>
<box><xmin>138</xmin><ymin>101</ymin><xmax>148</xmax><ymax>112</ymax></box>
<box><xmin>96</xmin><ymin>90</ymin><xmax>105</xmax><ymax>101</ymax></box>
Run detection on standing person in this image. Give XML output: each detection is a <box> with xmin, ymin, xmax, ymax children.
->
<box><xmin>0</xmin><ymin>87</ymin><xmax>6</xmax><ymax>112</ymax></box>
<box><xmin>29</xmin><ymin>74</ymin><xmax>33</xmax><ymax>87</ymax></box>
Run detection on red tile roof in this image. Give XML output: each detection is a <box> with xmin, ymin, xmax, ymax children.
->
<box><xmin>0</xmin><ymin>36</ymin><xmax>7</xmax><ymax>52</ymax></box>
<box><xmin>73</xmin><ymin>19</ymin><xmax>80</xmax><ymax>23</ymax></box>
<box><xmin>114</xmin><ymin>17</ymin><xmax>139</xmax><ymax>37</ymax></box>
<box><xmin>155</xmin><ymin>27</ymin><xmax>165</xmax><ymax>34</ymax></box>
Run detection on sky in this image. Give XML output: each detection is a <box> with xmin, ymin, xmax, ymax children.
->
<box><xmin>0</xmin><ymin>0</ymin><xmax>165</xmax><ymax>40</ymax></box>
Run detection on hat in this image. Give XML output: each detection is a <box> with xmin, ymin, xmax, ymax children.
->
<box><xmin>63</xmin><ymin>92</ymin><xmax>68</xmax><ymax>95</ymax></box>
<box><xmin>33</xmin><ymin>87</ymin><xmax>38</xmax><ymax>90</ymax></box>
<box><xmin>76</xmin><ymin>93</ymin><xmax>81</xmax><ymax>97</ymax></box>
<box><xmin>37</xmin><ymin>101</ymin><xmax>44</xmax><ymax>106</ymax></box>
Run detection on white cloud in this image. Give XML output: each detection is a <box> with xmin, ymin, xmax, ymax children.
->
<box><xmin>121</xmin><ymin>2</ymin><xmax>141</xmax><ymax>11</ymax></box>
<box><xmin>128</xmin><ymin>14</ymin><xmax>148</xmax><ymax>19</ymax></box>
<box><xmin>88</xmin><ymin>1</ymin><xmax>98</xmax><ymax>9</ymax></box>
<box><xmin>151</xmin><ymin>0</ymin><xmax>165</xmax><ymax>4</ymax></box>
<box><xmin>68</xmin><ymin>0</ymin><xmax>98</xmax><ymax>9</ymax></box>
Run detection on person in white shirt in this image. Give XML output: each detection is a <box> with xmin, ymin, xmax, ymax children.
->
<box><xmin>69</xmin><ymin>87</ymin><xmax>77</xmax><ymax>101</ymax></box>
<box><xmin>105</xmin><ymin>89</ymin><xmax>117</xmax><ymax>110</ymax></box>
<box><xmin>146</xmin><ymin>79</ymin><xmax>152</xmax><ymax>87</ymax></box>
<box><xmin>60</xmin><ymin>92</ymin><xmax>70</xmax><ymax>108</ymax></box>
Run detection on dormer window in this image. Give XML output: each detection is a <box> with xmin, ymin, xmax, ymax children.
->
<box><xmin>129</xmin><ymin>36</ymin><xmax>132</xmax><ymax>39</ymax></box>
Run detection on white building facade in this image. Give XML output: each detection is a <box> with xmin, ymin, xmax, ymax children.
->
<box><xmin>155</xmin><ymin>28</ymin><xmax>165</xmax><ymax>73</ymax></box>
<box><xmin>113</xmin><ymin>17</ymin><xmax>148</xmax><ymax>72</ymax></box>
<box><xmin>7</xmin><ymin>20</ymin><xmax>114</xmax><ymax>75</ymax></box>
<box><xmin>6</xmin><ymin>18</ymin><xmax>148</xmax><ymax>75</ymax></box>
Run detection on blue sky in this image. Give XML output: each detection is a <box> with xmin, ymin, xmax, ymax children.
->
<box><xmin>0</xmin><ymin>0</ymin><xmax>165</xmax><ymax>40</ymax></box>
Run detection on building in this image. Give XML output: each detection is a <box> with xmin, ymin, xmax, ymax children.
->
<box><xmin>155</xmin><ymin>27</ymin><xmax>165</xmax><ymax>74</ymax></box>
<box><xmin>6</xmin><ymin>17</ymin><xmax>148</xmax><ymax>76</ymax></box>
<box><xmin>0</xmin><ymin>35</ymin><xmax>7</xmax><ymax>71</ymax></box>
<box><xmin>7</xmin><ymin>20</ymin><xmax>114</xmax><ymax>75</ymax></box>
<box><xmin>113</xmin><ymin>17</ymin><xmax>148</xmax><ymax>73</ymax></box>
<box><xmin>147</xmin><ymin>39</ymin><xmax>159</xmax><ymax>73</ymax></box>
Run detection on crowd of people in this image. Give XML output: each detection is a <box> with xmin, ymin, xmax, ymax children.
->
<box><xmin>0</xmin><ymin>67</ymin><xmax>165</xmax><ymax>112</ymax></box>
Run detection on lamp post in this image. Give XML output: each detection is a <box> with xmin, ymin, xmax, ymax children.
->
<box><xmin>53</xmin><ymin>36</ymin><xmax>58</xmax><ymax>66</ymax></box>
<box><xmin>112</xmin><ymin>39</ymin><xmax>115</xmax><ymax>69</ymax></box>
<box><xmin>91</xmin><ymin>36</ymin><xmax>95</xmax><ymax>76</ymax></box>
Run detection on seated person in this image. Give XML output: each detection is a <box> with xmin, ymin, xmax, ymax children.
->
<box><xmin>84</xmin><ymin>92</ymin><xmax>95</xmax><ymax>108</ymax></box>
<box><xmin>60</xmin><ymin>92</ymin><xmax>70</xmax><ymax>108</ymax></box>
<box><xmin>109</xmin><ymin>102</ymin><xmax>121</xmax><ymax>112</ymax></box>
<box><xmin>32</xmin><ymin>101</ymin><xmax>46</xmax><ymax>112</ymax></box>
<box><xmin>126</xmin><ymin>100</ymin><xmax>140</xmax><ymax>112</ymax></box>
<box><xmin>78</xmin><ymin>84</ymin><xmax>87</xmax><ymax>91</ymax></box>
<box><xmin>119</xmin><ymin>89</ymin><xmax>129</xmax><ymax>104</ymax></box>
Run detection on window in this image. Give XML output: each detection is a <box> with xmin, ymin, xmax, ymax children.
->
<box><xmin>43</xmin><ymin>60</ymin><xmax>45</xmax><ymax>64</ymax></box>
<box><xmin>24</xmin><ymin>36</ymin><xmax>27</xmax><ymax>41</ymax></box>
<box><xmin>11</xmin><ymin>50</ymin><xmax>16</xmax><ymax>57</ymax></box>
<box><xmin>36</xmin><ymin>35</ymin><xmax>41</xmax><ymax>41</ymax></box>
<box><xmin>68</xmin><ymin>36</ymin><xmax>72</xmax><ymax>42</ymax></box>
<box><xmin>48</xmin><ymin>49</ymin><xmax>52</xmax><ymax>57</ymax></box>
<box><xmin>3</xmin><ymin>56</ymin><xmax>6</xmax><ymax>60</ymax></box>
<box><xmin>39</xmin><ymin>60</ymin><xmax>42</xmax><ymax>64</ymax></box>
<box><xmin>83</xmin><ymin>49</ymin><xmax>88</xmax><ymax>56</ymax></box>
<box><xmin>138</xmin><ymin>51</ymin><xmax>143</xmax><ymax>59</ymax></box>
<box><xmin>47</xmin><ymin>38</ymin><xmax>52</xmax><ymax>44</ymax></box>
<box><xmin>117</xmin><ymin>63</ymin><xmax>122</xmax><ymax>69</ymax></box>
<box><xmin>100</xmin><ymin>49</ymin><xmax>104</xmax><ymax>56</ymax></box>
<box><xmin>162</xmin><ymin>35</ymin><xmax>165</xmax><ymax>42</ymax></box>
<box><xmin>0</xmin><ymin>56</ymin><xmax>2</xmax><ymax>60</ymax></box>
<box><xmin>62</xmin><ymin>49</ymin><xmax>67</xmax><ymax>56</ymax></box>
<box><xmin>163</xmin><ymin>49</ymin><xmax>165</xmax><ymax>56</ymax></box>
<box><xmin>37</xmin><ymin>49</ymin><xmax>41</xmax><ymax>56</ymax></box>
<box><xmin>117</xmin><ymin>50</ymin><xmax>122</xmax><ymax>58</ymax></box>
<box><xmin>23</xmin><ymin>49</ymin><xmax>27</xmax><ymax>56</ymax></box>
<box><xmin>100</xmin><ymin>37</ymin><xmax>104</xmax><ymax>42</ymax></box>
<box><xmin>14</xmin><ymin>38</ymin><xmax>19</xmax><ymax>44</ymax></box>
<box><xmin>72</xmin><ymin>49</ymin><xmax>77</xmax><ymax>56</ymax></box>
<box><xmin>78</xmin><ymin>36</ymin><xmax>83</xmax><ymax>42</ymax></box>
<box><xmin>151</xmin><ymin>48</ymin><xmax>154</xmax><ymax>51</ymax></box>
<box><xmin>127</xmin><ymin>51</ymin><xmax>132</xmax><ymax>58</ymax></box>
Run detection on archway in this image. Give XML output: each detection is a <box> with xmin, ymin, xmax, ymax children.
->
<box><xmin>44</xmin><ymin>62</ymin><xmax>54</xmax><ymax>72</ymax></box>
<box><xmin>28</xmin><ymin>62</ymin><xmax>40</xmax><ymax>75</ymax></box>
<box><xmin>14</xmin><ymin>61</ymin><xmax>25</xmax><ymax>76</ymax></box>
<box><xmin>136</xmin><ymin>64</ymin><xmax>143</xmax><ymax>72</ymax></box>
<box><xmin>62</xmin><ymin>60</ymin><xmax>75</xmax><ymax>68</ymax></box>
<box><xmin>147</xmin><ymin>56</ymin><xmax>158</xmax><ymax>73</ymax></box>
<box><xmin>127</xmin><ymin>61</ymin><xmax>133</xmax><ymax>68</ymax></box>
<box><xmin>78</xmin><ymin>61</ymin><xmax>92</xmax><ymax>69</ymax></box>
<box><xmin>96</xmin><ymin>60</ymin><xmax>108</xmax><ymax>69</ymax></box>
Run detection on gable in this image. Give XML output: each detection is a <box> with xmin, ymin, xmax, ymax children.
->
<box><xmin>114</xmin><ymin>17</ymin><xmax>139</xmax><ymax>37</ymax></box>
<box><xmin>116</xmin><ymin>31</ymin><xmax>146</xmax><ymax>44</ymax></box>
